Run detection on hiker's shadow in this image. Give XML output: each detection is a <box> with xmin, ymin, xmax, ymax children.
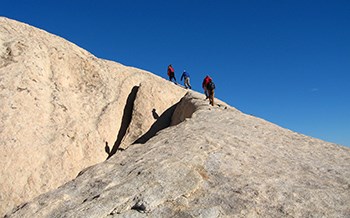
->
<box><xmin>152</xmin><ymin>108</ymin><xmax>159</xmax><ymax>119</ymax></box>
<box><xmin>105</xmin><ymin>104</ymin><xmax>178</xmax><ymax>159</ymax></box>
<box><xmin>134</xmin><ymin>105</ymin><xmax>177</xmax><ymax>144</ymax></box>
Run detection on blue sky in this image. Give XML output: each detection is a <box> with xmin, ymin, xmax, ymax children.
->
<box><xmin>2</xmin><ymin>0</ymin><xmax>350</xmax><ymax>147</ymax></box>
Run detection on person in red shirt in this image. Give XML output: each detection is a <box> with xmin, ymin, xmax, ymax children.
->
<box><xmin>202</xmin><ymin>75</ymin><xmax>212</xmax><ymax>98</ymax></box>
<box><xmin>202</xmin><ymin>75</ymin><xmax>215</xmax><ymax>106</ymax></box>
<box><xmin>167</xmin><ymin>64</ymin><xmax>177</xmax><ymax>83</ymax></box>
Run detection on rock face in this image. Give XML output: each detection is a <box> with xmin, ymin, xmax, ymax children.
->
<box><xmin>5</xmin><ymin>91</ymin><xmax>350</xmax><ymax>217</ymax></box>
<box><xmin>2</xmin><ymin>17</ymin><xmax>350</xmax><ymax>217</ymax></box>
<box><xmin>0</xmin><ymin>17</ymin><xmax>186</xmax><ymax>216</ymax></box>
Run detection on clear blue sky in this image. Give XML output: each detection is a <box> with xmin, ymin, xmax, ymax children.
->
<box><xmin>2</xmin><ymin>0</ymin><xmax>350</xmax><ymax>147</ymax></box>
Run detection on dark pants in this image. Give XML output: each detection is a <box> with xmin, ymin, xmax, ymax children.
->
<box><xmin>208</xmin><ymin>89</ymin><xmax>215</xmax><ymax>106</ymax></box>
<box><xmin>169</xmin><ymin>73</ymin><xmax>176</xmax><ymax>82</ymax></box>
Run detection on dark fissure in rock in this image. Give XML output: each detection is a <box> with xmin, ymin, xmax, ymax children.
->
<box><xmin>107</xmin><ymin>86</ymin><xmax>139</xmax><ymax>159</ymax></box>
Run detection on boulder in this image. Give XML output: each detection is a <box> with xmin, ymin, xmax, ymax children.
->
<box><xmin>5</xmin><ymin>92</ymin><xmax>350</xmax><ymax>217</ymax></box>
<box><xmin>0</xmin><ymin>17</ymin><xmax>186</xmax><ymax>216</ymax></box>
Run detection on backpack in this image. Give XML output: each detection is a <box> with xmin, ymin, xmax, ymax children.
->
<box><xmin>207</xmin><ymin>81</ymin><xmax>215</xmax><ymax>90</ymax></box>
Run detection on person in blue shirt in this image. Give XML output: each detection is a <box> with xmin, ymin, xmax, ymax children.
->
<box><xmin>180</xmin><ymin>70</ymin><xmax>192</xmax><ymax>89</ymax></box>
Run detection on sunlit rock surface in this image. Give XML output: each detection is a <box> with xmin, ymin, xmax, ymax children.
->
<box><xmin>1</xmin><ymin>17</ymin><xmax>349</xmax><ymax>217</ymax></box>
<box><xmin>6</xmin><ymin>92</ymin><xmax>350</xmax><ymax>217</ymax></box>
<box><xmin>0</xmin><ymin>17</ymin><xmax>185</xmax><ymax>216</ymax></box>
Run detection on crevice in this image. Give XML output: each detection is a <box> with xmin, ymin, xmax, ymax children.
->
<box><xmin>132</xmin><ymin>92</ymin><xmax>200</xmax><ymax>145</ymax></box>
<box><xmin>131</xmin><ymin>201</ymin><xmax>147</xmax><ymax>213</ymax></box>
<box><xmin>108</xmin><ymin>92</ymin><xmax>199</xmax><ymax>156</ymax></box>
<box><xmin>170</xmin><ymin>92</ymin><xmax>199</xmax><ymax>126</ymax></box>
<box><xmin>107</xmin><ymin>86</ymin><xmax>139</xmax><ymax>159</ymax></box>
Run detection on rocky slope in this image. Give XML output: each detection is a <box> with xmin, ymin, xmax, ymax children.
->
<box><xmin>0</xmin><ymin>17</ymin><xmax>186</xmax><ymax>216</ymax></box>
<box><xmin>5</xmin><ymin>92</ymin><xmax>350</xmax><ymax>217</ymax></box>
<box><xmin>2</xmin><ymin>17</ymin><xmax>350</xmax><ymax>217</ymax></box>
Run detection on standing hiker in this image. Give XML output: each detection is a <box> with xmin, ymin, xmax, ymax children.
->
<box><xmin>202</xmin><ymin>75</ymin><xmax>215</xmax><ymax>106</ymax></box>
<box><xmin>180</xmin><ymin>70</ymin><xmax>192</xmax><ymax>89</ymax></box>
<box><xmin>207</xmin><ymin>79</ymin><xmax>215</xmax><ymax>106</ymax></box>
<box><xmin>202</xmin><ymin>75</ymin><xmax>212</xmax><ymax>99</ymax></box>
<box><xmin>167</xmin><ymin>64</ymin><xmax>177</xmax><ymax>83</ymax></box>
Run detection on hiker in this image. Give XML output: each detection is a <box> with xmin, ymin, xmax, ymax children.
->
<box><xmin>202</xmin><ymin>75</ymin><xmax>215</xmax><ymax>106</ymax></box>
<box><xmin>167</xmin><ymin>64</ymin><xmax>177</xmax><ymax>83</ymax></box>
<box><xmin>202</xmin><ymin>75</ymin><xmax>212</xmax><ymax>99</ymax></box>
<box><xmin>180</xmin><ymin>70</ymin><xmax>192</xmax><ymax>89</ymax></box>
<box><xmin>207</xmin><ymin>79</ymin><xmax>215</xmax><ymax>106</ymax></box>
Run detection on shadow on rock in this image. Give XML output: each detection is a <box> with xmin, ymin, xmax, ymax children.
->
<box><xmin>133</xmin><ymin>103</ymin><xmax>178</xmax><ymax>144</ymax></box>
<box><xmin>107</xmin><ymin>86</ymin><xmax>139</xmax><ymax>159</ymax></box>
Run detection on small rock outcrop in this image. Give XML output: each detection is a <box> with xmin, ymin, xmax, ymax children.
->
<box><xmin>0</xmin><ymin>17</ymin><xmax>186</xmax><ymax>216</ymax></box>
<box><xmin>5</xmin><ymin>92</ymin><xmax>350</xmax><ymax>217</ymax></box>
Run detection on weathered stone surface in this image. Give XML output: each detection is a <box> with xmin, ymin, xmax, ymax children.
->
<box><xmin>2</xmin><ymin>17</ymin><xmax>350</xmax><ymax>218</ymax></box>
<box><xmin>0</xmin><ymin>17</ymin><xmax>186</xmax><ymax>216</ymax></box>
<box><xmin>6</xmin><ymin>92</ymin><xmax>350</xmax><ymax>218</ymax></box>
<box><xmin>118</xmin><ymin>81</ymin><xmax>182</xmax><ymax>150</ymax></box>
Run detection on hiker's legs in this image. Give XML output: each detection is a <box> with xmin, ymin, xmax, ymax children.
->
<box><xmin>185</xmin><ymin>77</ymin><xmax>191</xmax><ymax>89</ymax></box>
<box><xmin>170</xmin><ymin>73</ymin><xmax>176</xmax><ymax>82</ymax></box>
<box><xmin>204</xmin><ymin>87</ymin><xmax>209</xmax><ymax>98</ymax></box>
<box><xmin>209</xmin><ymin>90</ymin><xmax>215</xmax><ymax>106</ymax></box>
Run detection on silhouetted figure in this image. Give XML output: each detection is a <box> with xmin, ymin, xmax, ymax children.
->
<box><xmin>152</xmin><ymin>108</ymin><xmax>159</xmax><ymax>119</ymax></box>
<box><xmin>105</xmin><ymin>142</ymin><xmax>111</xmax><ymax>155</ymax></box>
